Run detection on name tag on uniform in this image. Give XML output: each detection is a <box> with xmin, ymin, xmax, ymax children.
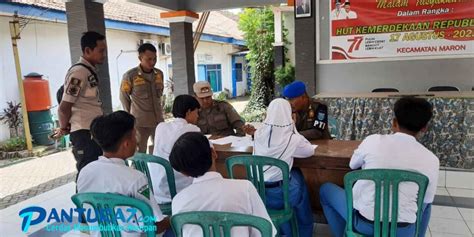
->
<box><xmin>88</xmin><ymin>74</ymin><xmax>98</xmax><ymax>87</ymax></box>
<box><xmin>133</xmin><ymin>76</ymin><xmax>146</xmax><ymax>86</ymax></box>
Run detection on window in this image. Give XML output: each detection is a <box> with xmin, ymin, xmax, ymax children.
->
<box><xmin>197</xmin><ymin>64</ymin><xmax>222</xmax><ymax>92</ymax></box>
<box><xmin>235</xmin><ymin>63</ymin><xmax>243</xmax><ymax>82</ymax></box>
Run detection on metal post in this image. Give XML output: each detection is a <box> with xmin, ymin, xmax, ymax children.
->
<box><xmin>9</xmin><ymin>13</ymin><xmax>33</xmax><ymax>151</ymax></box>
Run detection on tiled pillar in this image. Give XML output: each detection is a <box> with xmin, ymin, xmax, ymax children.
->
<box><xmin>294</xmin><ymin>0</ymin><xmax>317</xmax><ymax>95</ymax></box>
<box><xmin>65</xmin><ymin>0</ymin><xmax>112</xmax><ymax>113</ymax></box>
<box><xmin>161</xmin><ymin>11</ymin><xmax>199</xmax><ymax>96</ymax></box>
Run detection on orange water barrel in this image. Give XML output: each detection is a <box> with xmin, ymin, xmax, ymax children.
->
<box><xmin>23</xmin><ymin>72</ymin><xmax>52</xmax><ymax>112</ymax></box>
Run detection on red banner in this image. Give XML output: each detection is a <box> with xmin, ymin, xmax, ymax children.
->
<box><xmin>330</xmin><ymin>0</ymin><xmax>474</xmax><ymax>60</ymax></box>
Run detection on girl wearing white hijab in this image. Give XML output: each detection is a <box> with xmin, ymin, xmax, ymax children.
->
<box><xmin>253</xmin><ymin>98</ymin><xmax>315</xmax><ymax>237</ymax></box>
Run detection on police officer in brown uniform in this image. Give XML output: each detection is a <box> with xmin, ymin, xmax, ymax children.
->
<box><xmin>120</xmin><ymin>43</ymin><xmax>164</xmax><ymax>153</ymax></box>
<box><xmin>193</xmin><ymin>81</ymin><xmax>245</xmax><ymax>137</ymax></box>
<box><xmin>282</xmin><ymin>81</ymin><xmax>331</xmax><ymax>140</ymax></box>
<box><xmin>54</xmin><ymin>31</ymin><xmax>106</xmax><ymax>177</ymax></box>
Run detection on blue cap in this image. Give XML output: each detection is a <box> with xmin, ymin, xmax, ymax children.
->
<box><xmin>283</xmin><ymin>81</ymin><xmax>306</xmax><ymax>99</ymax></box>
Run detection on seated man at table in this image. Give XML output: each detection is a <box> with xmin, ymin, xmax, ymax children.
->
<box><xmin>169</xmin><ymin>132</ymin><xmax>277</xmax><ymax>237</ymax></box>
<box><xmin>77</xmin><ymin>111</ymin><xmax>171</xmax><ymax>236</ymax></box>
<box><xmin>193</xmin><ymin>81</ymin><xmax>247</xmax><ymax>137</ymax></box>
<box><xmin>253</xmin><ymin>98</ymin><xmax>315</xmax><ymax>237</ymax></box>
<box><xmin>282</xmin><ymin>81</ymin><xmax>331</xmax><ymax>140</ymax></box>
<box><xmin>319</xmin><ymin>97</ymin><xmax>439</xmax><ymax>237</ymax></box>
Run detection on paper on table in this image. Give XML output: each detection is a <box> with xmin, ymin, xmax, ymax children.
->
<box><xmin>210</xmin><ymin>136</ymin><xmax>254</xmax><ymax>147</ymax></box>
<box><xmin>311</xmin><ymin>144</ymin><xmax>318</xmax><ymax>151</ymax></box>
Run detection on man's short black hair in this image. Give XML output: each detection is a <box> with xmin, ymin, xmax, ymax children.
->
<box><xmin>172</xmin><ymin>95</ymin><xmax>201</xmax><ymax>118</ymax></box>
<box><xmin>394</xmin><ymin>97</ymin><xmax>433</xmax><ymax>133</ymax></box>
<box><xmin>81</xmin><ymin>31</ymin><xmax>105</xmax><ymax>53</ymax></box>
<box><xmin>169</xmin><ymin>132</ymin><xmax>212</xmax><ymax>178</ymax></box>
<box><xmin>90</xmin><ymin>111</ymin><xmax>135</xmax><ymax>153</ymax></box>
<box><xmin>138</xmin><ymin>43</ymin><xmax>157</xmax><ymax>54</ymax></box>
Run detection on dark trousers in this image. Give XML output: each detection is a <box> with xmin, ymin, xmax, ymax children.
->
<box><xmin>70</xmin><ymin>129</ymin><xmax>102</xmax><ymax>180</ymax></box>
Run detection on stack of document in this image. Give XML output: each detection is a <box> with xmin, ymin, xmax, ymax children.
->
<box><xmin>210</xmin><ymin>136</ymin><xmax>254</xmax><ymax>147</ymax></box>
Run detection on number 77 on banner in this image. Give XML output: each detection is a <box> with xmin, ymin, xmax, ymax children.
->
<box><xmin>347</xmin><ymin>36</ymin><xmax>363</xmax><ymax>53</ymax></box>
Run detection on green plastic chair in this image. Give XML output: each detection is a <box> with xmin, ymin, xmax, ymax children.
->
<box><xmin>344</xmin><ymin>169</ymin><xmax>429</xmax><ymax>237</ymax></box>
<box><xmin>171</xmin><ymin>211</ymin><xmax>274</xmax><ymax>237</ymax></box>
<box><xmin>226</xmin><ymin>155</ymin><xmax>298</xmax><ymax>236</ymax></box>
<box><xmin>128</xmin><ymin>153</ymin><xmax>177</xmax><ymax>216</ymax></box>
<box><xmin>71</xmin><ymin>192</ymin><xmax>156</xmax><ymax>237</ymax></box>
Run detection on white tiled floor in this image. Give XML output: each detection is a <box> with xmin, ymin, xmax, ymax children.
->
<box><xmin>448</xmin><ymin>188</ymin><xmax>474</xmax><ymax>198</ymax></box>
<box><xmin>1</xmin><ymin>180</ymin><xmax>473</xmax><ymax>237</ymax></box>
<box><xmin>445</xmin><ymin>171</ymin><xmax>474</xmax><ymax>190</ymax></box>
<box><xmin>429</xmin><ymin>217</ymin><xmax>473</xmax><ymax>236</ymax></box>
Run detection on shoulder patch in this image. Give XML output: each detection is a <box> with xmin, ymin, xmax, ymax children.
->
<box><xmin>138</xmin><ymin>184</ymin><xmax>150</xmax><ymax>199</ymax></box>
<box><xmin>121</xmin><ymin>80</ymin><xmax>132</xmax><ymax>93</ymax></box>
<box><xmin>66</xmin><ymin>78</ymin><xmax>82</xmax><ymax>97</ymax></box>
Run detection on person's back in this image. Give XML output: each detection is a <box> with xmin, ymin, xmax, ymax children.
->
<box><xmin>350</xmin><ymin>133</ymin><xmax>439</xmax><ymax>222</ymax></box>
<box><xmin>320</xmin><ymin>97</ymin><xmax>438</xmax><ymax>237</ymax></box>
<box><xmin>76</xmin><ymin>111</ymin><xmax>168</xmax><ymax>237</ymax></box>
<box><xmin>172</xmin><ymin>172</ymin><xmax>271</xmax><ymax>237</ymax></box>
<box><xmin>151</xmin><ymin>95</ymin><xmax>201</xmax><ymax>203</ymax></box>
<box><xmin>169</xmin><ymin>132</ymin><xmax>276</xmax><ymax>237</ymax></box>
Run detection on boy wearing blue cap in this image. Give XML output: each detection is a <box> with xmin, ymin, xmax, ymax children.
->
<box><xmin>282</xmin><ymin>81</ymin><xmax>331</xmax><ymax>140</ymax></box>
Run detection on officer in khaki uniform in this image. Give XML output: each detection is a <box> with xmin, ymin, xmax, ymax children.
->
<box><xmin>54</xmin><ymin>31</ymin><xmax>106</xmax><ymax>179</ymax></box>
<box><xmin>120</xmin><ymin>43</ymin><xmax>164</xmax><ymax>153</ymax></box>
<box><xmin>283</xmin><ymin>81</ymin><xmax>331</xmax><ymax>140</ymax></box>
<box><xmin>193</xmin><ymin>81</ymin><xmax>245</xmax><ymax>137</ymax></box>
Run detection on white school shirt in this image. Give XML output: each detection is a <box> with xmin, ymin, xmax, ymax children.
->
<box><xmin>350</xmin><ymin>133</ymin><xmax>439</xmax><ymax>223</ymax></box>
<box><xmin>172</xmin><ymin>172</ymin><xmax>277</xmax><ymax>237</ymax></box>
<box><xmin>77</xmin><ymin>156</ymin><xmax>164</xmax><ymax>237</ymax></box>
<box><xmin>152</xmin><ymin>118</ymin><xmax>201</xmax><ymax>203</ymax></box>
<box><xmin>253</xmin><ymin>134</ymin><xmax>315</xmax><ymax>182</ymax></box>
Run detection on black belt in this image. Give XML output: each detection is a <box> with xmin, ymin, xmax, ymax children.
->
<box><xmin>356</xmin><ymin>211</ymin><xmax>412</xmax><ymax>228</ymax></box>
<box><xmin>264</xmin><ymin>180</ymin><xmax>283</xmax><ymax>188</ymax></box>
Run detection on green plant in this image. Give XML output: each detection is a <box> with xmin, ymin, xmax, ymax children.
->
<box><xmin>274</xmin><ymin>64</ymin><xmax>295</xmax><ymax>93</ymax></box>
<box><xmin>239</xmin><ymin>8</ymin><xmax>275</xmax><ymax>119</ymax></box>
<box><xmin>163</xmin><ymin>94</ymin><xmax>174</xmax><ymax>114</ymax></box>
<box><xmin>0</xmin><ymin>137</ymin><xmax>26</xmax><ymax>152</ymax></box>
<box><xmin>0</xmin><ymin>101</ymin><xmax>22</xmax><ymax>137</ymax></box>
<box><xmin>214</xmin><ymin>91</ymin><xmax>228</xmax><ymax>101</ymax></box>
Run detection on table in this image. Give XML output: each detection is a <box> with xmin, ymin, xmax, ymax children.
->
<box><xmin>316</xmin><ymin>91</ymin><xmax>474</xmax><ymax>169</ymax></box>
<box><xmin>214</xmin><ymin>140</ymin><xmax>361</xmax><ymax>214</ymax></box>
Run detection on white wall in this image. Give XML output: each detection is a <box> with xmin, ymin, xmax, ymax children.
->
<box><xmin>194</xmin><ymin>41</ymin><xmax>235</xmax><ymax>94</ymax></box>
<box><xmin>0</xmin><ymin>16</ymin><xmax>238</xmax><ymax>142</ymax></box>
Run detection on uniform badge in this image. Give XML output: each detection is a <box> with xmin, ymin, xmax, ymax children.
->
<box><xmin>155</xmin><ymin>73</ymin><xmax>163</xmax><ymax>85</ymax></box>
<box><xmin>308</xmin><ymin>109</ymin><xmax>315</xmax><ymax>119</ymax></box>
<box><xmin>121</xmin><ymin>80</ymin><xmax>131</xmax><ymax>93</ymax></box>
<box><xmin>66</xmin><ymin>78</ymin><xmax>82</xmax><ymax>97</ymax></box>
<box><xmin>138</xmin><ymin>184</ymin><xmax>150</xmax><ymax>199</ymax></box>
<box><xmin>133</xmin><ymin>76</ymin><xmax>146</xmax><ymax>86</ymax></box>
<box><xmin>88</xmin><ymin>74</ymin><xmax>98</xmax><ymax>87</ymax></box>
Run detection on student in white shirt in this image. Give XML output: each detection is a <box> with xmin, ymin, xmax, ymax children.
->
<box><xmin>320</xmin><ymin>97</ymin><xmax>439</xmax><ymax>237</ymax></box>
<box><xmin>252</xmin><ymin>98</ymin><xmax>315</xmax><ymax>237</ymax></box>
<box><xmin>170</xmin><ymin>132</ymin><xmax>277</xmax><ymax>237</ymax></box>
<box><xmin>151</xmin><ymin>95</ymin><xmax>201</xmax><ymax>204</ymax></box>
<box><xmin>77</xmin><ymin>111</ymin><xmax>172</xmax><ymax>237</ymax></box>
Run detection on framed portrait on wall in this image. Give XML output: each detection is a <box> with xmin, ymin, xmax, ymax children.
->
<box><xmin>295</xmin><ymin>0</ymin><xmax>311</xmax><ymax>18</ymax></box>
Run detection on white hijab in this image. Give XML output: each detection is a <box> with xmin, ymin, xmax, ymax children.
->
<box><xmin>253</xmin><ymin>98</ymin><xmax>302</xmax><ymax>163</ymax></box>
